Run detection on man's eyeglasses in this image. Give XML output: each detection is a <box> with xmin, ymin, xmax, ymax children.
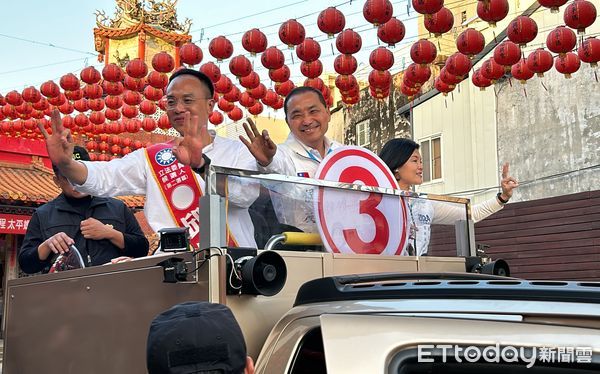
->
<box><xmin>165</xmin><ymin>97</ymin><xmax>213</xmax><ymax>110</ymax></box>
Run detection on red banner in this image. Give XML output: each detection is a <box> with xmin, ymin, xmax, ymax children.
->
<box><xmin>0</xmin><ymin>213</ymin><xmax>31</xmax><ymax>234</ymax></box>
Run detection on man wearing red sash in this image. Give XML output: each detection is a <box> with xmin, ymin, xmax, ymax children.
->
<box><xmin>41</xmin><ymin>69</ymin><xmax>257</xmax><ymax>249</ymax></box>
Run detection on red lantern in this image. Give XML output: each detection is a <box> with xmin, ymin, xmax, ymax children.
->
<box><xmin>435</xmin><ymin>77</ymin><xmax>454</xmax><ymax>95</ymax></box>
<box><xmin>424</xmin><ymin>7</ymin><xmax>454</xmax><ymax>37</ymax></box>
<box><xmin>102</xmin><ymin>63</ymin><xmax>124</xmax><ymax>82</ymax></box>
<box><xmin>412</xmin><ymin>0</ymin><xmax>443</xmax><ymax>14</ymax></box>
<box><xmin>88</xmin><ymin>98</ymin><xmax>105</xmax><ymax>111</ymax></box>
<box><xmin>147</xmin><ymin>71</ymin><xmax>168</xmax><ymax>89</ymax></box>
<box><xmin>262</xmin><ymin>90</ymin><xmax>279</xmax><ymax>107</ymax></box>
<box><xmin>214</xmin><ymin>75</ymin><xmax>233</xmax><ymax>94</ymax></box>
<box><xmin>126</xmin><ymin>58</ymin><xmax>148</xmax><ymax>79</ymax></box>
<box><xmin>83</xmin><ymin>84</ymin><xmax>103</xmax><ymax>99</ymax></box>
<box><xmin>377</xmin><ymin>17</ymin><xmax>405</xmax><ymax>47</ymax></box>
<box><xmin>209</xmin><ymin>36</ymin><xmax>234</xmax><ymax>62</ymax></box>
<box><xmin>318</xmin><ymin>7</ymin><xmax>345</xmax><ymax>37</ymax></box>
<box><xmin>121</xmin><ymin>104</ymin><xmax>139</xmax><ymax>119</ymax></box>
<box><xmin>481</xmin><ymin>58</ymin><xmax>505</xmax><ymax>82</ymax></box>
<box><xmin>300</xmin><ymin>60</ymin><xmax>323</xmax><ymax>78</ymax></box>
<box><xmin>342</xmin><ymin>95</ymin><xmax>360</xmax><ymax>105</ymax></box>
<box><xmin>368</xmin><ymin>70</ymin><xmax>392</xmax><ymax>90</ymax></box>
<box><xmin>275</xmin><ymin>80</ymin><xmax>295</xmax><ymax>96</ymax></box>
<box><xmin>58</xmin><ymin>101</ymin><xmax>74</xmax><ymax>115</ymax></box>
<box><xmin>223</xmin><ymin>86</ymin><xmax>241</xmax><ymax>102</ymax></box>
<box><xmin>554</xmin><ymin>52</ymin><xmax>581</xmax><ymax>78</ymax></box>
<box><xmin>296</xmin><ymin>38</ymin><xmax>321</xmax><ymax>62</ymax></box>
<box><xmin>89</xmin><ymin>111</ymin><xmax>105</xmax><ymax>125</ymax></box>
<box><xmin>511</xmin><ymin>59</ymin><xmax>534</xmax><ymax>83</ymax></box>
<box><xmin>410</xmin><ymin>39</ymin><xmax>437</xmax><ymax>65</ymax></box>
<box><xmin>102</xmin><ymin>81</ymin><xmax>124</xmax><ymax>96</ymax></box>
<box><xmin>406</xmin><ymin>63</ymin><xmax>432</xmax><ymax>85</ymax></box>
<box><xmin>261</xmin><ymin>47</ymin><xmax>285</xmax><ymax>70</ymax></box>
<box><xmin>80</xmin><ymin>66</ymin><xmax>101</xmax><ymax>85</ymax></box>
<box><xmin>47</xmin><ymin>93</ymin><xmax>66</xmax><ymax>107</ymax></box>
<box><xmin>199</xmin><ymin>62</ymin><xmax>222</xmax><ymax>83</ymax></box>
<box><xmin>40</xmin><ymin>81</ymin><xmax>61</xmax><ymax>98</ymax></box>
<box><xmin>546</xmin><ymin>26</ymin><xmax>577</xmax><ymax>55</ymax></box>
<box><xmin>242</xmin><ymin>29</ymin><xmax>268</xmax><ymax>56</ymax></box>
<box><xmin>401</xmin><ymin>84</ymin><xmax>420</xmax><ymax>98</ymax></box>
<box><xmin>578</xmin><ymin>37</ymin><xmax>600</xmax><ymax>67</ymax></box>
<box><xmin>15</xmin><ymin>102</ymin><xmax>33</xmax><ymax>117</ymax></box>
<box><xmin>334</xmin><ymin>54</ymin><xmax>358</xmax><ymax>75</ymax></box>
<box><xmin>180</xmin><ymin>43</ymin><xmax>203</xmax><ymax>65</ymax></box>
<box><xmin>303</xmin><ymin>78</ymin><xmax>325</xmax><ymax>92</ymax></box>
<box><xmin>227</xmin><ymin>106</ymin><xmax>243</xmax><ymax>121</ymax></box>
<box><xmin>248</xmin><ymin>102</ymin><xmax>264</xmax><ymax>116</ymax></box>
<box><xmin>60</xmin><ymin>73</ymin><xmax>80</xmax><ymax>91</ymax></box>
<box><xmin>335</xmin><ymin>75</ymin><xmax>358</xmax><ymax>94</ymax></box>
<box><xmin>269</xmin><ymin>65</ymin><xmax>291</xmax><ymax>83</ymax></box>
<box><xmin>64</xmin><ymin>89</ymin><xmax>82</xmax><ymax>101</ymax></box>
<box><xmin>564</xmin><ymin>0</ymin><xmax>597</xmax><ymax>34</ymax></box>
<box><xmin>229</xmin><ymin>55</ymin><xmax>252</xmax><ymax>78</ymax></box>
<box><xmin>471</xmin><ymin>69</ymin><xmax>493</xmax><ymax>91</ymax></box>
<box><xmin>446</xmin><ymin>52</ymin><xmax>472</xmax><ymax>77</ymax></box>
<box><xmin>218</xmin><ymin>98</ymin><xmax>235</xmax><ymax>112</ymax></box>
<box><xmin>105</xmin><ymin>108</ymin><xmax>121</xmax><ymax>121</ymax></box>
<box><xmin>105</xmin><ymin>95</ymin><xmax>123</xmax><ymax>110</ymax></box>
<box><xmin>370</xmin><ymin>87</ymin><xmax>390</xmax><ymax>100</ymax></box>
<box><xmin>279</xmin><ymin>19</ymin><xmax>305</xmax><ymax>48</ymax></box>
<box><xmin>240</xmin><ymin>72</ymin><xmax>261</xmax><ymax>89</ymax></box>
<box><xmin>152</xmin><ymin>52</ymin><xmax>175</xmax><ymax>73</ymax></box>
<box><xmin>158</xmin><ymin>114</ymin><xmax>170</xmax><ymax>130</ymax></box>
<box><xmin>369</xmin><ymin>47</ymin><xmax>394</xmax><ymax>71</ymax></box>
<box><xmin>143</xmin><ymin>86</ymin><xmax>163</xmax><ymax>102</ymax></box>
<box><xmin>142</xmin><ymin>117</ymin><xmax>157</xmax><ymax>132</ymax></box>
<box><xmin>336</xmin><ymin>29</ymin><xmax>362</xmax><ymax>55</ymax></box>
<box><xmin>139</xmin><ymin>100</ymin><xmax>157</xmax><ymax>115</ymax></box>
<box><xmin>123</xmin><ymin>90</ymin><xmax>142</xmax><ymax>106</ymax></box>
<box><xmin>5</xmin><ymin>91</ymin><xmax>23</xmax><ymax>106</ymax></box>
<box><xmin>527</xmin><ymin>48</ymin><xmax>554</xmax><ymax>77</ymax></box>
<box><xmin>86</xmin><ymin>140</ymin><xmax>98</xmax><ymax>152</ymax></box>
<box><xmin>209</xmin><ymin>111</ymin><xmax>224</xmax><ymax>125</ymax></box>
<box><xmin>493</xmin><ymin>41</ymin><xmax>521</xmax><ymax>70</ymax></box>
<box><xmin>507</xmin><ymin>16</ymin><xmax>538</xmax><ymax>47</ymax></box>
<box><xmin>74</xmin><ymin>113</ymin><xmax>89</xmax><ymax>128</ymax></box>
<box><xmin>477</xmin><ymin>0</ymin><xmax>510</xmax><ymax>27</ymax></box>
<box><xmin>124</xmin><ymin>76</ymin><xmax>145</xmax><ymax>91</ymax></box>
<box><xmin>22</xmin><ymin>86</ymin><xmax>41</xmax><ymax>103</ymax></box>
<box><xmin>538</xmin><ymin>0</ymin><xmax>568</xmax><ymax>13</ymax></box>
<box><xmin>456</xmin><ymin>28</ymin><xmax>485</xmax><ymax>58</ymax></box>
<box><xmin>248</xmin><ymin>83</ymin><xmax>267</xmax><ymax>100</ymax></box>
<box><xmin>363</xmin><ymin>0</ymin><xmax>393</xmax><ymax>26</ymax></box>
<box><xmin>73</xmin><ymin>99</ymin><xmax>88</xmax><ymax>113</ymax></box>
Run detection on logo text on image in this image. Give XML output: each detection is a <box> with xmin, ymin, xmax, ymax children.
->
<box><xmin>417</xmin><ymin>344</ymin><xmax>593</xmax><ymax>368</ymax></box>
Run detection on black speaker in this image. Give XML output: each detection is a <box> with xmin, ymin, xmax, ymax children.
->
<box><xmin>481</xmin><ymin>259</ymin><xmax>510</xmax><ymax>277</ymax></box>
<box><xmin>226</xmin><ymin>250</ymin><xmax>287</xmax><ymax>296</ymax></box>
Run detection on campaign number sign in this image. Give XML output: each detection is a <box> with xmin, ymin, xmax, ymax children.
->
<box><xmin>315</xmin><ymin>147</ymin><xmax>409</xmax><ymax>255</ymax></box>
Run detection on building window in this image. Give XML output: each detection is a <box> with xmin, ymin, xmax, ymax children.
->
<box><xmin>461</xmin><ymin>11</ymin><xmax>467</xmax><ymax>24</ymax></box>
<box><xmin>420</xmin><ymin>136</ymin><xmax>442</xmax><ymax>182</ymax></box>
<box><xmin>356</xmin><ymin>119</ymin><xmax>370</xmax><ymax>147</ymax></box>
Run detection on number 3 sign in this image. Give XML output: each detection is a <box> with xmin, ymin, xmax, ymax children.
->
<box><xmin>315</xmin><ymin>146</ymin><xmax>409</xmax><ymax>255</ymax></box>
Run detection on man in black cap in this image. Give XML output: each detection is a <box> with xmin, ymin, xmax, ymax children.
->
<box><xmin>18</xmin><ymin>146</ymin><xmax>149</xmax><ymax>273</ymax></box>
<box><xmin>147</xmin><ymin>301</ymin><xmax>255</xmax><ymax>374</ymax></box>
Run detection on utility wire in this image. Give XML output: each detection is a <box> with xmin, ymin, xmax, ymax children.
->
<box><xmin>0</xmin><ymin>33</ymin><xmax>97</xmax><ymax>56</ymax></box>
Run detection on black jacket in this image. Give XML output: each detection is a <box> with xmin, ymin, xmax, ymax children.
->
<box><xmin>19</xmin><ymin>194</ymin><xmax>149</xmax><ymax>274</ymax></box>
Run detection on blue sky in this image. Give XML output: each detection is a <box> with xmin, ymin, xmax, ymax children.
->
<box><xmin>0</xmin><ymin>0</ymin><xmax>418</xmax><ymax>95</ymax></box>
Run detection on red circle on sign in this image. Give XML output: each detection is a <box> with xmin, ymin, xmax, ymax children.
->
<box><xmin>315</xmin><ymin>147</ymin><xmax>408</xmax><ymax>255</ymax></box>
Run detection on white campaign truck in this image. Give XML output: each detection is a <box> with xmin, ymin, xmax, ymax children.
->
<box><xmin>3</xmin><ymin>166</ymin><xmax>599</xmax><ymax>373</ymax></box>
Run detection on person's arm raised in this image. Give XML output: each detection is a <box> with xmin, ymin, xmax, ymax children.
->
<box><xmin>38</xmin><ymin>109</ymin><xmax>88</xmax><ymax>184</ymax></box>
<box><xmin>239</xmin><ymin>117</ymin><xmax>277</xmax><ymax>167</ymax></box>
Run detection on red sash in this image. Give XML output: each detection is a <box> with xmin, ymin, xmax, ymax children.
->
<box><xmin>146</xmin><ymin>143</ymin><xmax>239</xmax><ymax>248</ymax></box>
<box><xmin>146</xmin><ymin>143</ymin><xmax>203</xmax><ymax>248</ymax></box>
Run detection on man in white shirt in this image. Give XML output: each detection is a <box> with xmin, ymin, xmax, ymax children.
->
<box><xmin>41</xmin><ymin>69</ymin><xmax>257</xmax><ymax>248</ymax></box>
<box><xmin>240</xmin><ymin>87</ymin><xmax>343</xmax><ymax>232</ymax></box>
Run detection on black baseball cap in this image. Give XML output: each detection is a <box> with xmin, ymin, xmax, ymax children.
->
<box><xmin>147</xmin><ymin>301</ymin><xmax>247</xmax><ymax>374</ymax></box>
<box><xmin>52</xmin><ymin>145</ymin><xmax>90</xmax><ymax>175</ymax></box>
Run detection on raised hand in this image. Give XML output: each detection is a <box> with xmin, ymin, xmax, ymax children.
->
<box><xmin>239</xmin><ymin>117</ymin><xmax>277</xmax><ymax>167</ymax></box>
<box><xmin>500</xmin><ymin>163</ymin><xmax>519</xmax><ymax>200</ymax></box>
<box><xmin>38</xmin><ymin>109</ymin><xmax>74</xmax><ymax>168</ymax></box>
<box><xmin>172</xmin><ymin>112</ymin><xmax>210</xmax><ymax>168</ymax></box>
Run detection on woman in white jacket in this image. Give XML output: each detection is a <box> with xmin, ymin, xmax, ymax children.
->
<box><xmin>379</xmin><ymin>138</ymin><xmax>519</xmax><ymax>256</ymax></box>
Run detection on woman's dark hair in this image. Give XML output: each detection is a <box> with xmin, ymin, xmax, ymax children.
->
<box><xmin>379</xmin><ymin>138</ymin><xmax>420</xmax><ymax>173</ymax></box>
<box><xmin>168</xmin><ymin>68</ymin><xmax>215</xmax><ymax>97</ymax></box>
